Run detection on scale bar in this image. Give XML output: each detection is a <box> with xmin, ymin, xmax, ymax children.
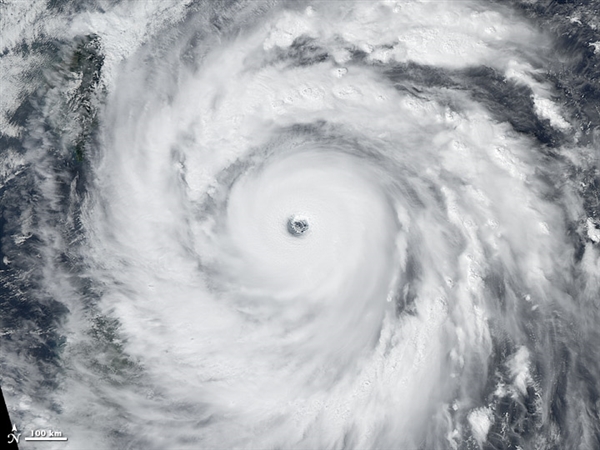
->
<box><xmin>25</xmin><ymin>437</ymin><xmax>68</xmax><ymax>441</ymax></box>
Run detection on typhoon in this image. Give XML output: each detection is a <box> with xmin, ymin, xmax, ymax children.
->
<box><xmin>1</xmin><ymin>1</ymin><xmax>600</xmax><ymax>449</ymax></box>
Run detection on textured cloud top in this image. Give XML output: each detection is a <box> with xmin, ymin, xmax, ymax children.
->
<box><xmin>1</xmin><ymin>1</ymin><xmax>600</xmax><ymax>449</ymax></box>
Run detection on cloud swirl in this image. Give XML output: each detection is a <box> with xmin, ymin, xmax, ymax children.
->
<box><xmin>1</xmin><ymin>1</ymin><xmax>599</xmax><ymax>449</ymax></box>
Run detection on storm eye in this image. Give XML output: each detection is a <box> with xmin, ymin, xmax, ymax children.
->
<box><xmin>287</xmin><ymin>215</ymin><xmax>310</xmax><ymax>236</ymax></box>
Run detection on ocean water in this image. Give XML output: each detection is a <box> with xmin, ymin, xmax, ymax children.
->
<box><xmin>1</xmin><ymin>1</ymin><xmax>599</xmax><ymax>449</ymax></box>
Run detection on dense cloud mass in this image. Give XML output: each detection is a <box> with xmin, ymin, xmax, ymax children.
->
<box><xmin>1</xmin><ymin>1</ymin><xmax>600</xmax><ymax>449</ymax></box>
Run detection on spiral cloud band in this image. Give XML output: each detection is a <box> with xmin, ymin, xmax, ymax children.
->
<box><xmin>1</xmin><ymin>0</ymin><xmax>600</xmax><ymax>449</ymax></box>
